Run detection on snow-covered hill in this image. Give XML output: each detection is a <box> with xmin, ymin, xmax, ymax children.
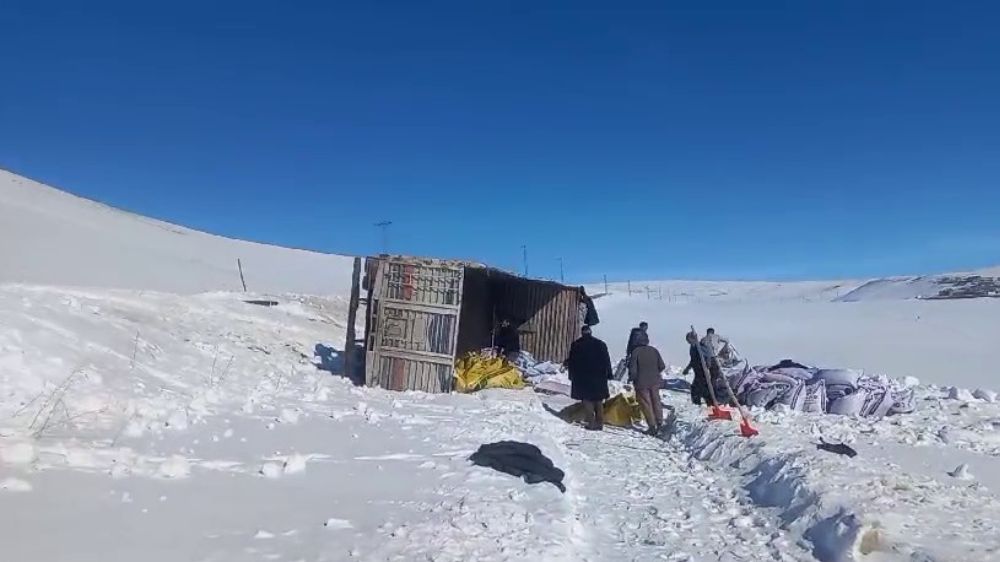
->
<box><xmin>837</xmin><ymin>268</ymin><xmax>1000</xmax><ymax>302</ymax></box>
<box><xmin>0</xmin><ymin>169</ymin><xmax>353</xmax><ymax>294</ymax></box>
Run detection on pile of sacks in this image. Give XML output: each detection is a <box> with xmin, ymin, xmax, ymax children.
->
<box><xmin>716</xmin><ymin>359</ymin><xmax>916</xmax><ymax>419</ymax></box>
<box><xmin>514</xmin><ymin>351</ymin><xmax>568</xmax><ymax>383</ymax></box>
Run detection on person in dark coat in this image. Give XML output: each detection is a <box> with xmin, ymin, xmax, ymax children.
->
<box><xmin>683</xmin><ymin>331</ymin><xmax>715</xmax><ymax>407</ymax></box>
<box><xmin>566</xmin><ymin>325</ymin><xmax>613</xmax><ymax>430</ymax></box>
<box><xmin>627</xmin><ymin>332</ymin><xmax>666</xmax><ymax>434</ymax></box>
<box><xmin>495</xmin><ymin>319</ymin><xmax>521</xmax><ymax>362</ymax></box>
<box><xmin>625</xmin><ymin>322</ymin><xmax>649</xmax><ymax>357</ymax></box>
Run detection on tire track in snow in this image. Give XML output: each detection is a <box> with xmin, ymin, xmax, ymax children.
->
<box><xmin>552</xmin><ymin>416</ymin><xmax>812</xmax><ymax>561</ymax></box>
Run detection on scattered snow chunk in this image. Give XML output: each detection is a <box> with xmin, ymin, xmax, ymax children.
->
<box><xmin>223</xmin><ymin>429</ymin><xmax>235</xmax><ymax>439</ymax></box>
<box><xmin>254</xmin><ymin>530</ymin><xmax>275</xmax><ymax>539</ymax></box>
<box><xmin>283</xmin><ymin>454</ymin><xmax>307</xmax><ymax>475</ymax></box>
<box><xmin>324</xmin><ymin>518</ymin><xmax>353</xmax><ymax>530</ymax></box>
<box><xmin>902</xmin><ymin>376</ymin><xmax>921</xmax><ymax>388</ymax></box>
<box><xmin>158</xmin><ymin>455</ymin><xmax>191</xmax><ymax>479</ymax></box>
<box><xmin>948</xmin><ymin>464</ymin><xmax>974</xmax><ymax>481</ymax></box>
<box><xmin>973</xmin><ymin>389</ymin><xmax>998</xmax><ymax>403</ymax></box>
<box><xmin>259</xmin><ymin>462</ymin><xmax>283</xmax><ymax>479</ymax></box>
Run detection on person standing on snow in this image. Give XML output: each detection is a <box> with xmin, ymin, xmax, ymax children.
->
<box><xmin>626</xmin><ymin>322</ymin><xmax>649</xmax><ymax>357</ymax></box>
<box><xmin>627</xmin><ymin>332</ymin><xmax>666</xmax><ymax>435</ymax></box>
<box><xmin>566</xmin><ymin>325</ymin><xmax>613</xmax><ymax>430</ymax></box>
<box><xmin>686</xmin><ymin>329</ymin><xmax>732</xmax><ymax>406</ymax></box>
<box><xmin>683</xmin><ymin>331</ymin><xmax>715</xmax><ymax>406</ymax></box>
<box><xmin>700</xmin><ymin>327</ymin><xmax>730</xmax><ymax>361</ymax></box>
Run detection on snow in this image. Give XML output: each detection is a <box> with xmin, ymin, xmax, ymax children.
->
<box><xmin>0</xmin><ymin>169</ymin><xmax>353</xmax><ymax>294</ymax></box>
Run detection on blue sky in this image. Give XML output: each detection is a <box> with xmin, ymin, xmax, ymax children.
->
<box><xmin>2</xmin><ymin>1</ymin><xmax>998</xmax><ymax>282</ymax></box>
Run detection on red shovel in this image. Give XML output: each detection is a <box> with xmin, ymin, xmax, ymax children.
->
<box><xmin>740</xmin><ymin>417</ymin><xmax>759</xmax><ymax>437</ymax></box>
<box><xmin>708</xmin><ymin>405</ymin><xmax>733</xmax><ymax>420</ymax></box>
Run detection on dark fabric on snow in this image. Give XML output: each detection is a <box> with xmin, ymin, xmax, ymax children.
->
<box><xmin>468</xmin><ymin>441</ymin><xmax>566</xmax><ymax>492</ymax></box>
<box><xmin>567</xmin><ymin>334</ymin><xmax>612</xmax><ymax>402</ymax></box>
<box><xmin>495</xmin><ymin>324</ymin><xmax>521</xmax><ymax>355</ymax></box>
<box><xmin>816</xmin><ymin>440</ymin><xmax>857</xmax><ymax>458</ymax></box>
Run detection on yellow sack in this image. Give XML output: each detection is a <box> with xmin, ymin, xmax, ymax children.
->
<box><xmin>454</xmin><ymin>353</ymin><xmax>525</xmax><ymax>393</ymax></box>
<box><xmin>557</xmin><ymin>393</ymin><xmax>643</xmax><ymax>428</ymax></box>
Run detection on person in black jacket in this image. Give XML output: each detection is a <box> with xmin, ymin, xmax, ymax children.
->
<box><xmin>626</xmin><ymin>322</ymin><xmax>649</xmax><ymax>356</ymax></box>
<box><xmin>495</xmin><ymin>318</ymin><xmax>521</xmax><ymax>362</ymax></box>
<box><xmin>566</xmin><ymin>325</ymin><xmax>613</xmax><ymax>430</ymax></box>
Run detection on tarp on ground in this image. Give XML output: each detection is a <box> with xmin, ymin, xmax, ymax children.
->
<box><xmin>556</xmin><ymin>393</ymin><xmax>643</xmax><ymax>428</ymax></box>
<box><xmin>454</xmin><ymin>353</ymin><xmax>525</xmax><ymax>393</ymax></box>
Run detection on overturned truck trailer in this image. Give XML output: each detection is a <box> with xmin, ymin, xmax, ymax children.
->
<box><xmin>351</xmin><ymin>255</ymin><xmax>598</xmax><ymax>393</ymax></box>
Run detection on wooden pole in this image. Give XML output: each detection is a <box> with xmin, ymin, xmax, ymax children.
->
<box><xmin>344</xmin><ymin>257</ymin><xmax>362</xmax><ymax>383</ymax></box>
<box><xmin>237</xmin><ymin>259</ymin><xmax>247</xmax><ymax>292</ymax></box>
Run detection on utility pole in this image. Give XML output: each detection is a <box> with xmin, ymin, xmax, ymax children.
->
<box><xmin>521</xmin><ymin>245</ymin><xmax>528</xmax><ymax>277</ymax></box>
<box><xmin>603</xmin><ymin>274</ymin><xmax>609</xmax><ymax>294</ymax></box>
<box><xmin>557</xmin><ymin>257</ymin><xmax>565</xmax><ymax>283</ymax></box>
<box><xmin>374</xmin><ymin>221</ymin><xmax>392</xmax><ymax>254</ymax></box>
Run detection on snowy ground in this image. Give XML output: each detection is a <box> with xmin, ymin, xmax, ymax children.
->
<box><xmin>3</xmin><ymin>286</ymin><xmax>1000</xmax><ymax>561</ymax></box>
